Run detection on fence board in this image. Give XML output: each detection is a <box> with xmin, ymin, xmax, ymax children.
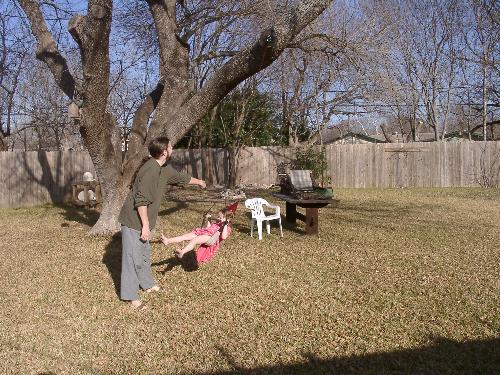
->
<box><xmin>1</xmin><ymin>142</ymin><xmax>499</xmax><ymax>208</ymax></box>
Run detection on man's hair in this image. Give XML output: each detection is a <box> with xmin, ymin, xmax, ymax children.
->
<box><xmin>148</xmin><ymin>137</ymin><xmax>170</xmax><ymax>158</ymax></box>
<box><xmin>129</xmin><ymin>137</ymin><xmax>170</xmax><ymax>187</ymax></box>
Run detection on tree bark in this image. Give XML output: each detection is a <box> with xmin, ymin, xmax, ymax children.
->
<box><xmin>0</xmin><ymin>132</ymin><xmax>7</xmax><ymax>151</ymax></box>
<box><xmin>380</xmin><ymin>124</ymin><xmax>397</xmax><ymax>143</ymax></box>
<box><xmin>228</xmin><ymin>147</ymin><xmax>240</xmax><ymax>188</ymax></box>
<box><xmin>201</xmin><ymin>107</ymin><xmax>217</xmax><ymax>185</ymax></box>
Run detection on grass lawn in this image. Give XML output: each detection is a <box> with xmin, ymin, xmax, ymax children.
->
<box><xmin>0</xmin><ymin>188</ymin><xmax>499</xmax><ymax>374</ymax></box>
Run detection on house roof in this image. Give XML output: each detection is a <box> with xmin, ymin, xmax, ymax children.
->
<box><xmin>418</xmin><ymin>131</ymin><xmax>490</xmax><ymax>141</ymax></box>
<box><xmin>315</xmin><ymin>128</ymin><xmax>493</xmax><ymax>145</ymax></box>
<box><xmin>317</xmin><ymin>130</ymin><xmax>386</xmax><ymax>144</ymax></box>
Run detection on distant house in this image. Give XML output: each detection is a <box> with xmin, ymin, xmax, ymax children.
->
<box><xmin>442</xmin><ymin>131</ymin><xmax>489</xmax><ymax>142</ymax></box>
<box><xmin>416</xmin><ymin>131</ymin><xmax>490</xmax><ymax>142</ymax></box>
<box><xmin>315</xmin><ymin>129</ymin><xmax>386</xmax><ymax>145</ymax></box>
<box><xmin>327</xmin><ymin>132</ymin><xmax>386</xmax><ymax>144</ymax></box>
<box><xmin>315</xmin><ymin>129</ymin><xmax>490</xmax><ymax>145</ymax></box>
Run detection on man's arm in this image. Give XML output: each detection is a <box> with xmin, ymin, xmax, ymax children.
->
<box><xmin>188</xmin><ymin>177</ymin><xmax>206</xmax><ymax>189</ymax></box>
<box><xmin>137</xmin><ymin>205</ymin><xmax>151</xmax><ymax>241</ymax></box>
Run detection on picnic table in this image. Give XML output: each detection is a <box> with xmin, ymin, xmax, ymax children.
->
<box><xmin>272</xmin><ymin>193</ymin><xmax>339</xmax><ymax>235</ymax></box>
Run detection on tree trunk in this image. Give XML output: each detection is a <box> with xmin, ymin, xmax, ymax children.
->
<box><xmin>89</xmin><ymin>184</ymin><xmax>129</xmax><ymax>234</ymax></box>
<box><xmin>227</xmin><ymin>146</ymin><xmax>240</xmax><ymax>188</ymax></box>
<box><xmin>409</xmin><ymin>115</ymin><xmax>416</xmax><ymax>142</ymax></box>
<box><xmin>88</xmin><ymin>147</ymin><xmax>130</xmax><ymax>234</ymax></box>
<box><xmin>201</xmin><ymin>107</ymin><xmax>217</xmax><ymax>185</ymax></box>
<box><xmin>0</xmin><ymin>132</ymin><xmax>7</xmax><ymax>151</ymax></box>
<box><xmin>482</xmin><ymin>61</ymin><xmax>488</xmax><ymax>141</ymax></box>
<box><xmin>380</xmin><ymin>124</ymin><xmax>396</xmax><ymax>143</ymax></box>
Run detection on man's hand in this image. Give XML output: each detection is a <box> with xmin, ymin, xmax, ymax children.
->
<box><xmin>199</xmin><ymin>180</ymin><xmax>207</xmax><ymax>189</ymax></box>
<box><xmin>137</xmin><ymin>205</ymin><xmax>150</xmax><ymax>241</ymax></box>
<box><xmin>140</xmin><ymin>225</ymin><xmax>151</xmax><ymax>242</ymax></box>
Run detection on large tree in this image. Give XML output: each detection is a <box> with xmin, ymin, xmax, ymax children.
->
<box><xmin>17</xmin><ymin>0</ymin><xmax>332</xmax><ymax>234</ymax></box>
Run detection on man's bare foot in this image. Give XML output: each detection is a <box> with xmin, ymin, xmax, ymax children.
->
<box><xmin>130</xmin><ymin>300</ymin><xmax>146</xmax><ymax>310</ymax></box>
<box><xmin>160</xmin><ymin>234</ymin><xmax>170</xmax><ymax>245</ymax></box>
<box><xmin>145</xmin><ymin>285</ymin><xmax>162</xmax><ymax>293</ymax></box>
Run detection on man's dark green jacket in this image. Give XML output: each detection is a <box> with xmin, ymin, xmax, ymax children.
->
<box><xmin>118</xmin><ymin>158</ymin><xmax>190</xmax><ymax>231</ymax></box>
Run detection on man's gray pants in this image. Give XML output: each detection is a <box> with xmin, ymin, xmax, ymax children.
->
<box><xmin>120</xmin><ymin>225</ymin><xmax>155</xmax><ymax>301</ymax></box>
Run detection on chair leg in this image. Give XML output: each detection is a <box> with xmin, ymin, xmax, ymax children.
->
<box><xmin>266</xmin><ymin>221</ymin><xmax>270</xmax><ymax>235</ymax></box>
<box><xmin>257</xmin><ymin>220</ymin><xmax>263</xmax><ymax>240</ymax></box>
<box><xmin>250</xmin><ymin>219</ymin><xmax>254</xmax><ymax>237</ymax></box>
<box><xmin>279</xmin><ymin>218</ymin><xmax>283</xmax><ymax>237</ymax></box>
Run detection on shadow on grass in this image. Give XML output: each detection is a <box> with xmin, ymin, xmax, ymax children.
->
<box><xmin>54</xmin><ymin>203</ymin><xmax>100</xmax><ymax>227</ymax></box>
<box><xmin>101</xmin><ymin>226</ymin><xmax>200</xmax><ymax>299</ymax></box>
<box><xmin>195</xmin><ymin>336</ymin><xmax>498</xmax><ymax>375</ymax></box>
<box><xmin>331</xmin><ymin>199</ymin><xmax>432</xmax><ymax>214</ymax></box>
<box><xmin>98</xmin><ymin>201</ymin><xmax>193</xmax><ymax>296</ymax></box>
<box><xmin>326</xmin><ymin>200</ymin><xmax>445</xmax><ymax>231</ymax></box>
<box><xmin>153</xmin><ymin>251</ymin><xmax>199</xmax><ymax>273</ymax></box>
<box><xmin>102</xmin><ymin>232</ymin><xmax>122</xmax><ymax>297</ymax></box>
<box><xmin>238</xmin><ymin>211</ymin><xmax>304</xmax><ymax>236</ymax></box>
<box><xmin>158</xmin><ymin>201</ymin><xmax>189</xmax><ymax>217</ymax></box>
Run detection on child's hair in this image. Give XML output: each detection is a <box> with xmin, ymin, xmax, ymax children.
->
<box><xmin>219</xmin><ymin>207</ymin><xmax>234</xmax><ymax>220</ymax></box>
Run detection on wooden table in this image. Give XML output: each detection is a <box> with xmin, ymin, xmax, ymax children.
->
<box><xmin>272</xmin><ymin>193</ymin><xmax>339</xmax><ymax>235</ymax></box>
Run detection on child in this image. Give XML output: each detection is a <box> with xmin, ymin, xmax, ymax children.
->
<box><xmin>160</xmin><ymin>207</ymin><xmax>233</xmax><ymax>265</ymax></box>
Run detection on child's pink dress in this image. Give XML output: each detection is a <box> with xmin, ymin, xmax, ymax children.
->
<box><xmin>192</xmin><ymin>221</ymin><xmax>232</xmax><ymax>264</ymax></box>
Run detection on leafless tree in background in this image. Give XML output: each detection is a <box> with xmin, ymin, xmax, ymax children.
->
<box><xmin>460</xmin><ymin>0</ymin><xmax>500</xmax><ymax>140</ymax></box>
<box><xmin>269</xmin><ymin>1</ymin><xmax>379</xmax><ymax>146</ymax></box>
<box><xmin>0</xmin><ymin>2</ymin><xmax>32</xmax><ymax>150</ymax></box>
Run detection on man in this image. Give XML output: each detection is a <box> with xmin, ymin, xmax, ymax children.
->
<box><xmin>118</xmin><ymin>137</ymin><xmax>206</xmax><ymax>309</ymax></box>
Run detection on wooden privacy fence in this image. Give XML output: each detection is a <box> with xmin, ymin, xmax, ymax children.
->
<box><xmin>0</xmin><ymin>151</ymin><xmax>96</xmax><ymax>209</ymax></box>
<box><xmin>1</xmin><ymin>142</ymin><xmax>499</xmax><ymax>208</ymax></box>
<box><xmin>327</xmin><ymin>142</ymin><xmax>500</xmax><ymax>188</ymax></box>
<box><xmin>174</xmin><ymin>142</ymin><xmax>500</xmax><ymax>189</ymax></box>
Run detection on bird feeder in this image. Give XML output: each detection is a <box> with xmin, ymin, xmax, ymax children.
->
<box><xmin>68</xmin><ymin>101</ymin><xmax>81</xmax><ymax>120</ymax></box>
<box><xmin>71</xmin><ymin>172</ymin><xmax>102</xmax><ymax>208</ymax></box>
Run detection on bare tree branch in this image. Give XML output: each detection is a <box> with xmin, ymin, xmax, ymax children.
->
<box><xmin>18</xmin><ymin>0</ymin><xmax>80</xmax><ymax>98</ymax></box>
<box><xmin>164</xmin><ymin>0</ymin><xmax>333</xmax><ymax>143</ymax></box>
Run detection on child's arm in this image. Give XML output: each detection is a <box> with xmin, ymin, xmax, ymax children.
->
<box><xmin>220</xmin><ymin>221</ymin><xmax>231</xmax><ymax>240</ymax></box>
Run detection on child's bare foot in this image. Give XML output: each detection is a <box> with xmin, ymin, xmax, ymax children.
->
<box><xmin>175</xmin><ymin>248</ymin><xmax>185</xmax><ymax>259</ymax></box>
<box><xmin>160</xmin><ymin>234</ymin><xmax>170</xmax><ymax>245</ymax></box>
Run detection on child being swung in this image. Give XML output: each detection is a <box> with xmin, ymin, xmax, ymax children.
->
<box><xmin>160</xmin><ymin>207</ymin><xmax>233</xmax><ymax>265</ymax></box>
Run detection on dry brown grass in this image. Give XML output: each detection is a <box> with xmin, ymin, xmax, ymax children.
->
<box><xmin>0</xmin><ymin>188</ymin><xmax>499</xmax><ymax>374</ymax></box>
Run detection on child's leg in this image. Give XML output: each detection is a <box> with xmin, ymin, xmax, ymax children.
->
<box><xmin>161</xmin><ymin>232</ymin><xmax>197</xmax><ymax>245</ymax></box>
<box><xmin>175</xmin><ymin>234</ymin><xmax>211</xmax><ymax>258</ymax></box>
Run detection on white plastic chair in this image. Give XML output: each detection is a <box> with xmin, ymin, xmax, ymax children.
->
<box><xmin>245</xmin><ymin>198</ymin><xmax>283</xmax><ymax>240</ymax></box>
